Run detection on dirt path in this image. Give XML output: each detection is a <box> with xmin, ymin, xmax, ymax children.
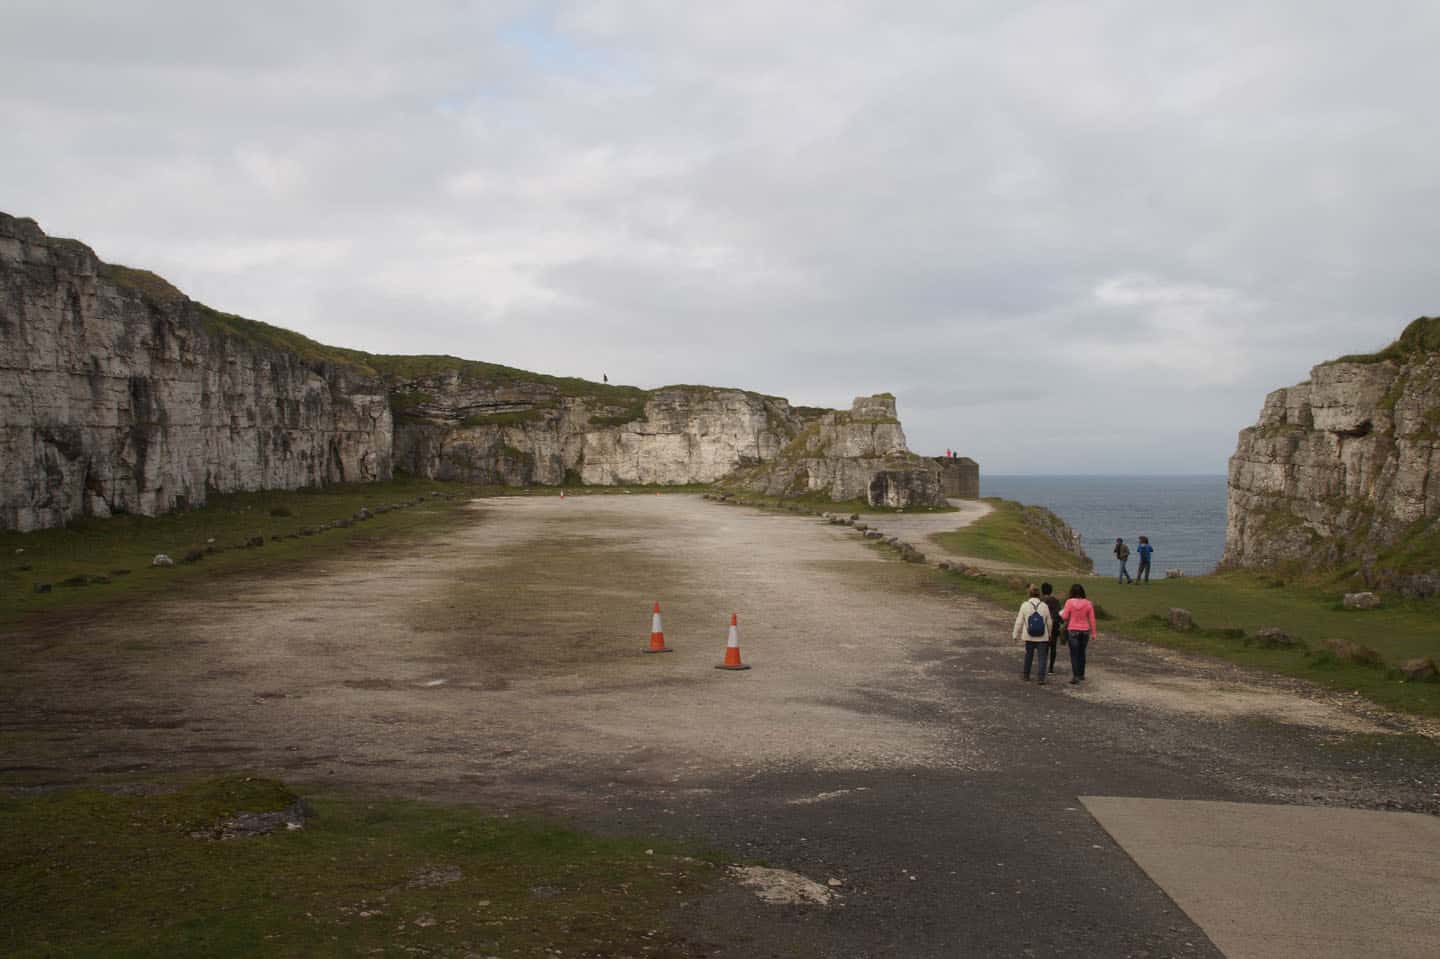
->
<box><xmin>4</xmin><ymin>493</ymin><xmax>1437</xmax><ymax>957</ymax></box>
<box><xmin>3</xmin><ymin>496</ymin><xmax>1007</xmax><ymax>797</ymax></box>
<box><xmin>857</xmin><ymin>498</ymin><xmax>1045</xmax><ymax>573</ymax></box>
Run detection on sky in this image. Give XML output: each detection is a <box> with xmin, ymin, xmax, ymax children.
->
<box><xmin>3</xmin><ymin>1</ymin><xmax>1437</xmax><ymax>473</ymax></box>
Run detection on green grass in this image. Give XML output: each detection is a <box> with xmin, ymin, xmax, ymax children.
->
<box><xmin>929</xmin><ymin>499</ymin><xmax>1090</xmax><ymax>572</ymax></box>
<box><xmin>933</xmin><ymin>564</ymin><xmax>1440</xmax><ymax>717</ymax></box>
<box><xmin>98</xmin><ymin>262</ymin><xmax>186</xmax><ymax>303</ymax></box>
<box><xmin>191</xmin><ymin>304</ymin><xmax>374</xmax><ymax>375</ymax></box>
<box><xmin>1328</xmin><ymin>316</ymin><xmax>1440</xmax><ymax>365</ymax></box>
<box><xmin>1071</xmin><ymin>571</ymin><xmax>1439</xmax><ymax>665</ymax></box>
<box><xmin>0</xmin><ymin>777</ymin><xmax>717</xmax><ymax>957</ymax></box>
<box><xmin>0</xmin><ymin>478</ymin><xmax>473</xmax><ymax>627</ymax></box>
<box><xmin>355</xmin><ymin>352</ymin><xmax>651</xmax><ymax>406</ymax></box>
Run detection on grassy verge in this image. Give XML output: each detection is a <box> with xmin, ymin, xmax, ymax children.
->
<box><xmin>0</xmin><ymin>479</ymin><xmax>713</xmax><ymax>627</ymax></box>
<box><xmin>0</xmin><ymin>776</ymin><xmax>717</xmax><ymax>957</ymax></box>
<box><xmin>928</xmin><ymin>499</ymin><xmax>1089</xmax><ymax>572</ymax></box>
<box><xmin>931</xmin><ymin>566</ymin><xmax>1440</xmax><ymax>718</ymax></box>
<box><xmin>0</xmin><ymin>478</ymin><xmax>473</xmax><ymax>627</ymax></box>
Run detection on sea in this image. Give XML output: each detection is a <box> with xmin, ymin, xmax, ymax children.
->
<box><xmin>980</xmin><ymin>475</ymin><xmax>1228</xmax><ymax>576</ymax></box>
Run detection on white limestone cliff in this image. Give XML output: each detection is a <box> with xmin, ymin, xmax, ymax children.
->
<box><xmin>391</xmin><ymin>378</ymin><xmax>806</xmax><ymax>487</ymax></box>
<box><xmin>1223</xmin><ymin>317</ymin><xmax>1440</xmax><ymax>579</ymax></box>
<box><xmin>1</xmin><ymin>211</ymin><xmax>970</xmax><ymax>530</ymax></box>
<box><xmin>0</xmin><ymin>214</ymin><xmax>392</xmax><ymax>531</ymax></box>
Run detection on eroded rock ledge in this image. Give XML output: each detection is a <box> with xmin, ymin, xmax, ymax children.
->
<box><xmin>1223</xmin><ymin>317</ymin><xmax>1440</xmax><ymax>585</ymax></box>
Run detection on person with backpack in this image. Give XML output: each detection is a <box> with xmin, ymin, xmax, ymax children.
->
<box><xmin>1012</xmin><ymin>585</ymin><xmax>1054</xmax><ymax>684</ymax></box>
<box><xmin>1113</xmin><ymin>537</ymin><xmax>1133</xmax><ymax>584</ymax></box>
<box><xmin>1059</xmin><ymin>583</ymin><xmax>1099</xmax><ymax>684</ymax></box>
<box><xmin>1136</xmin><ymin>535</ymin><xmax>1153</xmax><ymax>584</ymax></box>
<box><xmin>1040</xmin><ymin>582</ymin><xmax>1063</xmax><ymax>673</ymax></box>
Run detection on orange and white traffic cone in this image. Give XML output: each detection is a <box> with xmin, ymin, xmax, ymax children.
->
<box><xmin>643</xmin><ymin>601</ymin><xmax>672</xmax><ymax>654</ymax></box>
<box><xmin>715</xmin><ymin>613</ymin><xmax>750</xmax><ymax>670</ymax></box>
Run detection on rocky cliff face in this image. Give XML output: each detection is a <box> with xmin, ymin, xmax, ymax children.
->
<box><xmin>1223</xmin><ymin>317</ymin><xmax>1440</xmax><ymax>579</ymax></box>
<box><xmin>729</xmin><ymin>395</ymin><xmax>951</xmax><ymax>508</ymax></box>
<box><xmin>0</xmin><ymin>214</ymin><xmax>392</xmax><ymax>531</ymax></box>
<box><xmin>2</xmin><ymin>211</ymin><xmax>971</xmax><ymax>531</ymax></box>
<box><xmin>388</xmin><ymin>376</ymin><xmax>950</xmax><ymax>506</ymax></box>
<box><xmin>388</xmin><ymin>368</ymin><xmax>807</xmax><ymax>486</ymax></box>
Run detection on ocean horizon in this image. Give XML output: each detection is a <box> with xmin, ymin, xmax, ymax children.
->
<box><xmin>979</xmin><ymin>474</ymin><xmax>1228</xmax><ymax>575</ymax></box>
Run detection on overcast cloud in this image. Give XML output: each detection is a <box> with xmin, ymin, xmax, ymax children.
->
<box><xmin>4</xmin><ymin>1</ymin><xmax>1436</xmax><ymax>472</ymax></box>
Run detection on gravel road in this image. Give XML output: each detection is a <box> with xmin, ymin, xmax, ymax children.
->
<box><xmin>3</xmin><ymin>493</ymin><xmax>1437</xmax><ymax>957</ymax></box>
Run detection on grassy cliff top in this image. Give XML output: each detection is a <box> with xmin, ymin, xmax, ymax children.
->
<box><xmin>1328</xmin><ymin>316</ymin><xmax>1440</xmax><ymax>365</ymax></box>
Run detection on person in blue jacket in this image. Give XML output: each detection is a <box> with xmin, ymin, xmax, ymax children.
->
<box><xmin>1136</xmin><ymin>535</ymin><xmax>1153</xmax><ymax>584</ymax></box>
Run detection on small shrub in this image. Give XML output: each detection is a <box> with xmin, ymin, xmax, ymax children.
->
<box><xmin>269</xmin><ymin>506</ymin><xmax>293</xmax><ymax>518</ymax></box>
<box><xmin>1321</xmin><ymin>638</ymin><xmax>1385</xmax><ymax>667</ymax></box>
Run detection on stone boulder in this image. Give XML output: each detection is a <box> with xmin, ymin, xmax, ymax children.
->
<box><xmin>1342</xmin><ymin>591</ymin><xmax>1381</xmax><ymax>610</ymax></box>
<box><xmin>1168</xmin><ymin>608</ymin><xmax>1195</xmax><ymax>632</ymax></box>
<box><xmin>1321</xmin><ymin>638</ymin><xmax>1384</xmax><ymax>666</ymax></box>
<box><xmin>1253</xmin><ymin>627</ymin><xmax>1297</xmax><ymax>649</ymax></box>
<box><xmin>1398</xmin><ymin>657</ymin><xmax>1438</xmax><ymax>682</ymax></box>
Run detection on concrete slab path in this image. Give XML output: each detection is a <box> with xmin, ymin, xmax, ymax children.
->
<box><xmin>1083</xmin><ymin>797</ymin><xmax>1440</xmax><ymax>959</ymax></box>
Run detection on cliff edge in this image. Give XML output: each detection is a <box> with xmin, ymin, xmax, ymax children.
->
<box><xmin>1222</xmin><ymin>317</ymin><xmax>1440</xmax><ymax>594</ymax></box>
<box><xmin>2</xmin><ymin>212</ymin><xmax>970</xmax><ymax>530</ymax></box>
<box><xmin>0</xmin><ymin>213</ymin><xmax>392</xmax><ymax>531</ymax></box>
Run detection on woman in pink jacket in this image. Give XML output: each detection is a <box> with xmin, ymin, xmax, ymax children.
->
<box><xmin>1058</xmin><ymin>583</ymin><xmax>1099</xmax><ymax>684</ymax></box>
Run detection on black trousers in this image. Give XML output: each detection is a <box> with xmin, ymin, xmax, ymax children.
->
<box><xmin>1067</xmin><ymin>630</ymin><xmax>1090</xmax><ymax>679</ymax></box>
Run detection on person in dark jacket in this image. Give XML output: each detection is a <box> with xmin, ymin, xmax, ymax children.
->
<box><xmin>1136</xmin><ymin>536</ymin><xmax>1153</xmax><ymax>583</ymax></box>
<box><xmin>1114</xmin><ymin>537</ymin><xmax>1132</xmax><ymax>584</ymax></box>
<box><xmin>1040</xmin><ymin>582</ymin><xmax>1063</xmax><ymax>673</ymax></box>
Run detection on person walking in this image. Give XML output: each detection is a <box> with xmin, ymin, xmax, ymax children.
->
<box><xmin>1040</xmin><ymin>582</ymin><xmax>1063</xmax><ymax>673</ymax></box>
<box><xmin>1113</xmin><ymin>537</ymin><xmax>1132</xmax><ymax>584</ymax></box>
<box><xmin>1136</xmin><ymin>536</ymin><xmax>1153</xmax><ymax>584</ymax></box>
<box><xmin>1012</xmin><ymin>585</ymin><xmax>1053</xmax><ymax>684</ymax></box>
<box><xmin>1059</xmin><ymin>583</ymin><xmax>1098</xmax><ymax>684</ymax></box>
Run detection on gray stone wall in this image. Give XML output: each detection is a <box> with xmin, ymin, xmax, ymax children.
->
<box><xmin>934</xmin><ymin>457</ymin><xmax>980</xmax><ymax>498</ymax></box>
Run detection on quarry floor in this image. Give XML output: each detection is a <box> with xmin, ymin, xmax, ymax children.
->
<box><xmin>4</xmin><ymin>493</ymin><xmax>1440</xmax><ymax>958</ymax></box>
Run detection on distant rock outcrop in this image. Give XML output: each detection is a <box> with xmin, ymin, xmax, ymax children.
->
<box><xmin>388</xmin><ymin>365</ymin><xmax>808</xmax><ymax>487</ymax></box>
<box><xmin>0</xmin><ymin>213</ymin><xmax>392</xmax><ymax>531</ymax></box>
<box><xmin>728</xmin><ymin>395</ymin><xmax>952</xmax><ymax>508</ymax></box>
<box><xmin>1222</xmin><ymin>317</ymin><xmax>1440</xmax><ymax>588</ymax></box>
